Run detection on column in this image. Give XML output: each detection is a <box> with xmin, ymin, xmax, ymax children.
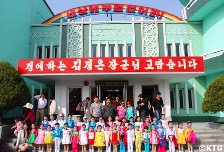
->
<box><xmin>163</xmin><ymin>23</ymin><xmax>168</xmax><ymax>56</ymax></box>
<box><xmin>189</xmin><ymin>40</ymin><xmax>193</xmax><ymax>56</ymax></box>
<box><xmin>114</xmin><ymin>41</ymin><xmax>119</xmax><ymax>57</ymax></box>
<box><xmin>184</xmin><ymin>83</ymin><xmax>189</xmax><ymax>114</ymax></box>
<box><xmin>163</xmin><ymin>80</ymin><xmax>171</xmax><ymax>120</ymax></box>
<box><xmin>123</xmin><ymin>40</ymin><xmax>127</xmax><ymax>57</ymax></box>
<box><xmin>42</xmin><ymin>43</ymin><xmax>45</xmax><ymax>59</ymax></box>
<box><xmin>89</xmin><ymin>24</ymin><xmax>92</xmax><ymax>57</ymax></box>
<box><xmin>105</xmin><ymin>41</ymin><xmax>109</xmax><ymax>57</ymax></box>
<box><xmin>34</xmin><ymin>43</ymin><xmax>37</xmax><ymax>58</ymax></box>
<box><xmin>175</xmin><ymin>84</ymin><xmax>180</xmax><ymax>114</ymax></box>
<box><xmin>82</xmin><ymin>86</ymin><xmax>90</xmax><ymax>100</ymax></box>
<box><xmin>193</xmin><ymin>83</ymin><xmax>198</xmax><ymax>114</ymax></box>
<box><xmin>172</xmin><ymin>39</ymin><xmax>176</xmax><ymax>56</ymax></box>
<box><xmin>50</xmin><ymin>42</ymin><xmax>53</xmax><ymax>58</ymax></box>
<box><xmin>31</xmin><ymin>86</ymin><xmax>35</xmax><ymax>105</ymax></box>
<box><xmin>97</xmin><ymin>41</ymin><xmax>101</xmax><ymax>57</ymax></box>
<box><xmin>40</xmin><ymin>85</ymin><xmax>43</xmax><ymax>95</ymax></box>
<box><xmin>180</xmin><ymin>39</ymin><xmax>185</xmax><ymax>56</ymax></box>
<box><xmin>132</xmin><ymin>21</ymin><xmax>136</xmax><ymax>57</ymax></box>
<box><xmin>59</xmin><ymin>20</ymin><xmax>63</xmax><ymax>58</ymax></box>
<box><xmin>134</xmin><ymin>85</ymin><xmax>142</xmax><ymax>107</ymax></box>
<box><xmin>99</xmin><ymin>85</ymin><xmax>101</xmax><ymax>100</ymax></box>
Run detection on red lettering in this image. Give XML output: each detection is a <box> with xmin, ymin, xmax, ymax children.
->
<box><xmin>102</xmin><ymin>4</ymin><xmax>112</xmax><ymax>12</ymax></box>
<box><xmin>126</xmin><ymin>5</ymin><xmax>136</xmax><ymax>13</ymax></box>
<box><xmin>150</xmin><ymin>9</ymin><xmax>156</xmax><ymax>17</ymax></box>
<box><xmin>89</xmin><ymin>5</ymin><xmax>99</xmax><ymax>13</ymax></box>
<box><xmin>66</xmin><ymin>9</ymin><xmax>76</xmax><ymax>19</ymax></box>
<box><xmin>78</xmin><ymin>7</ymin><xmax>87</xmax><ymax>15</ymax></box>
<box><xmin>156</xmin><ymin>11</ymin><xmax>164</xmax><ymax>19</ymax></box>
<box><xmin>114</xmin><ymin>4</ymin><xmax>123</xmax><ymax>12</ymax></box>
<box><xmin>138</xmin><ymin>6</ymin><xmax>148</xmax><ymax>15</ymax></box>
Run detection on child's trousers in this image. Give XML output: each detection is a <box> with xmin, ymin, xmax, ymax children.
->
<box><xmin>127</xmin><ymin>140</ymin><xmax>133</xmax><ymax>152</ymax></box>
<box><xmin>168</xmin><ymin>141</ymin><xmax>175</xmax><ymax>152</ymax></box>
<box><xmin>105</xmin><ymin>139</ymin><xmax>111</xmax><ymax>152</ymax></box>
<box><xmin>135</xmin><ymin>140</ymin><xmax>141</xmax><ymax>152</ymax></box>
<box><xmin>119</xmin><ymin>141</ymin><xmax>125</xmax><ymax>152</ymax></box>
<box><xmin>54</xmin><ymin>137</ymin><xmax>61</xmax><ymax>152</ymax></box>
<box><xmin>144</xmin><ymin>139</ymin><xmax>150</xmax><ymax>152</ymax></box>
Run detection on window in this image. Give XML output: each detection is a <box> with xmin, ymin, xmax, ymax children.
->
<box><xmin>45</xmin><ymin>46</ymin><xmax>50</xmax><ymax>58</ymax></box>
<box><xmin>127</xmin><ymin>45</ymin><xmax>132</xmax><ymax>57</ymax></box>
<box><xmin>118</xmin><ymin>45</ymin><xmax>123</xmax><ymax>57</ymax></box>
<box><xmin>184</xmin><ymin>44</ymin><xmax>189</xmax><ymax>56</ymax></box>
<box><xmin>188</xmin><ymin>89</ymin><xmax>193</xmax><ymax>108</ymax></box>
<box><xmin>37</xmin><ymin>46</ymin><xmax>42</xmax><ymax>59</ymax></box>
<box><xmin>176</xmin><ymin>44</ymin><xmax>180</xmax><ymax>56</ymax></box>
<box><xmin>109</xmin><ymin>45</ymin><xmax>115</xmax><ymax>57</ymax></box>
<box><xmin>170</xmin><ymin>90</ymin><xmax>175</xmax><ymax>109</ymax></box>
<box><xmin>179</xmin><ymin>89</ymin><xmax>184</xmax><ymax>109</ymax></box>
<box><xmin>92</xmin><ymin>45</ymin><xmax>97</xmax><ymax>57</ymax></box>
<box><xmin>53</xmin><ymin>46</ymin><xmax>58</xmax><ymax>58</ymax></box>
<box><xmin>100</xmin><ymin>45</ymin><xmax>106</xmax><ymax>57</ymax></box>
<box><xmin>167</xmin><ymin>44</ymin><xmax>172</xmax><ymax>56</ymax></box>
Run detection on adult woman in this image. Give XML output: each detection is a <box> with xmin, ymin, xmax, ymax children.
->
<box><xmin>22</xmin><ymin>103</ymin><xmax>35</xmax><ymax>127</ymax></box>
<box><xmin>49</xmin><ymin>96</ymin><xmax>57</xmax><ymax>120</ymax></box>
<box><xmin>16</xmin><ymin>123</ymin><xmax>29</xmax><ymax>152</ymax></box>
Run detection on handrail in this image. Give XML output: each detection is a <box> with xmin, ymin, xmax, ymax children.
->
<box><xmin>186</xmin><ymin>0</ymin><xmax>198</xmax><ymax>9</ymax></box>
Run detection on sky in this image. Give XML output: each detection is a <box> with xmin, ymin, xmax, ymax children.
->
<box><xmin>46</xmin><ymin>0</ymin><xmax>184</xmax><ymax>21</ymax></box>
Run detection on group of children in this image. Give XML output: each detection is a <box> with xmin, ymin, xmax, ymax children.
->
<box><xmin>12</xmin><ymin>113</ymin><xmax>197</xmax><ymax>152</ymax></box>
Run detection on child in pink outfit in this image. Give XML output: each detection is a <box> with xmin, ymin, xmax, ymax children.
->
<box><xmin>116</xmin><ymin>101</ymin><xmax>126</xmax><ymax>121</ymax></box>
<box><xmin>11</xmin><ymin>118</ymin><xmax>23</xmax><ymax>137</ymax></box>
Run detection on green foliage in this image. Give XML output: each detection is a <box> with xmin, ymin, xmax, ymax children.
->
<box><xmin>202</xmin><ymin>74</ymin><xmax>224</xmax><ymax>113</ymax></box>
<box><xmin>0</xmin><ymin>62</ymin><xmax>31</xmax><ymax>113</ymax></box>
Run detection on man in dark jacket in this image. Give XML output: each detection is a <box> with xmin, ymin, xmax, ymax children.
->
<box><xmin>102</xmin><ymin>98</ymin><xmax>116</xmax><ymax>121</ymax></box>
<box><xmin>152</xmin><ymin>92</ymin><xmax>164</xmax><ymax>120</ymax></box>
<box><xmin>137</xmin><ymin>94</ymin><xmax>148</xmax><ymax>121</ymax></box>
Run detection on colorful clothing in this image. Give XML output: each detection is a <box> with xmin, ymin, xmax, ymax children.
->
<box><xmin>126</xmin><ymin>106</ymin><xmax>135</xmax><ymax>120</ymax></box>
<box><xmin>49</xmin><ymin>120</ymin><xmax>56</xmax><ymax>130</ymax></box>
<box><xmin>71</xmin><ymin>131</ymin><xmax>79</xmax><ymax>152</ymax></box>
<box><xmin>157</xmin><ymin>128</ymin><xmax>166</xmax><ymax>152</ymax></box>
<box><xmin>143</xmin><ymin>132</ymin><xmax>150</xmax><ymax>152</ymax></box>
<box><xmin>12</xmin><ymin>121</ymin><xmax>23</xmax><ymax>137</ymax></box>
<box><xmin>119</xmin><ymin>129</ymin><xmax>127</xmax><ymax>152</ymax></box>
<box><xmin>166</xmin><ymin>127</ymin><xmax>177</xmax><ymax>152</ymax></box>
<box><xmin>79</xmin><ymin>130</ymin><xmax>88</xmax><ymax>145</ymax></box>
<box><xmin>75</xmin><ymin>121</ymin><xmax>82</xmax><ymax>131</ymax></box>
<box><xmin>66</xmin><ymin>119</ymin><xmax>75</xmax><ymax>130</ymax></box>
<box><xmin>89</xmin><ymin>121</ymin><xmax>97</xmax><ymax>130</ymax></box>
<box><xmin>111</xmin><ymin>130</ymin><xmax>119</xmax><ymax>144</ymax></box>
<box><xmin>94</xmin><ymin>131</ymin><xmax>105</xmax><ymax>147</ymax></box>
<box><xmin>135</xmin><ymin>122</ymin><xmax>143</xmax><ymax>131</ymax></box>
<box><xmin>87</xmin><ymin>131</ymin><xmax>95</xmax><ymax>145</ymax></box>
<box><xmin>107</xmin><ymin>121</ymin><xmax>113</xmax><ymax>130</ymax></box>
<box><xmin>135</xmin><ymin>130</ymin><xmax>142</xmax><ymax>152</ymax></box>
<box><xmin>127</xmin><ymin>129</ymin><xmax>135</xmax><ymax>152</ymax></box>
<box><xmin>177</xmin><ymin>128</ymin><xmax>186</xmax><ymax>144</ymax></box>
<box><xmin>104</xmin><ymin>130</ymin><xmax>112</xmax><ymax>152</ymax></box>
<box><xmin>35</xmin><ymin>129</ymin><xmax>45</xmax><ymax>144</ymax></box>
<box><xmin>159</xmin><ymin>119</ymin><xmax>168</xmax><ymax>130</ymax></box>
<box><xmin>52</xmin><ymin>129</ymin><xmax>62</xmax><ymax>152</ymax></box>
<box><xmin>41</xmin><ymin>120</ymin><xmax>49</xmax><ymax>130</ymax></box>
<box><xmin>129</xmin><ymin>122</ymin><xmax>135</xmax><ymax>130</ymax></box>
<box><xmin>184</xmin><ymin>128</ymin><xmax>197</xmax><ymax>143</ymax></box>
<box><xmin>58</xmin><ymin>119</ymin><xmax>66</xmax><ymax>129</ymax></box>
<box><xmin>28</xmin><ymin>129</ymin><xmax>37</xmax><ymax>144</ymax></box>
<box><xmin>150</xmin><ymin>130</ymin><xmax>159</xmax><ymax>144</ymax></box>
<box><xmin>44</xmin><ymin>130</ymin><xmax>53</xmax><ymax>144</ymax></box>
<box><xmin>82</xmin><ymin>122</ymin><xmax>89</xmax><ymax>131</ymax></box>
<box><xmin>62</xmin><ymin>129</ymin><xmax>71</xmax><ymax>144</ymax></box>
<box><xmin>142</xmin><ymin>122</ymin><xmax>151</xmax><ymax>131</ymax></box>
<box><xmin>117</xmin><ymin>106</ymin><xmax>126</xmax><ymax>120</ymax></box>
<box><xmin>96</xmin><ymin>122</ymin><xmax>105</xmax><ymax>130</ymax></box>
<box><xmin>151</xmin><ymin>121</ymin><xmax>159</xmax><ymax>129</ymax></box>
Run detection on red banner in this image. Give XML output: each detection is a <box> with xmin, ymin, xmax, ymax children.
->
<box><xmin>18</xmin><ymin>57</ymin><xmax>204</xmax><ymax>75</ymax></box>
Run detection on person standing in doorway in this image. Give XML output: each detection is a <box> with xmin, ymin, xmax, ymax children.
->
<box><xmin>152</xmin><ymin>92</ymin><xmax>164</xmax><ymax>120</ymax></box>
<box><xmin>49</xmin><ymin>96</ymin><xmax>57</xmax><ymax>120</ymax></box>
<box><xmin>90</xmin><ymin>96</ymin><xmax>102</xmax><ymax>122</ymax></box>
<box><xmin>36</xmin><ymin>94</ymin><xmax>47</xmax><ymax>125</ymax></box>
<box><xmin>137</xmin><ymin>94</ymin><xmax>148</xmax><ymax>121</ymax></box>
<box><xmin>113</xmin><ymin>95</ymin><xmax>121</xmax><ymax>108</ymax></box>
<box><xmin>80</xmin><ymin>97</ymin><xmax>90</xmax><ymax>119</ymax></box>
<box><xmin>102</xmin><ymin>98</ymin><xmax>116</xmax><ymax>121</ymax></box>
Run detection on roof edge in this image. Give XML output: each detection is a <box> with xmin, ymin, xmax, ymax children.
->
<box><xmin>43</xmin><ymin>0</ymin><xmax>54</xmax><ymax>16</ymax></box>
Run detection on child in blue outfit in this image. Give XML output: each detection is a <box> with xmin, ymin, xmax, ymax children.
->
<box><xmin>66</xmin><ymin>114</ymin><xmax>74</xmax><ymax>130</ymax></box>
<box><xmin>41</xmin><ymin>115</ymin><xmax>49</xmax><ymax>131</ymax></box>
<box><xmin>151</xmin><ymin>116</ymin><xmax>159</xmax><ymax>129</ymax></box>
<box><xmin>52</xmin><ymin>123</ymin><xmax>62</xmax><ymax>152</ymax></box>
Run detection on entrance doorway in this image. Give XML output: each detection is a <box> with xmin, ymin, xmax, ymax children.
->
<box><xmin>69</xmin><ymin>88</ymin><xmax>82</xmax><ymax>115</ymax></box>
<box><xmin>142</xmin><ymin>85</ymin><xmax>158</xmax><ymax>102</ymax></box>
<box><xmin>100</xmin><ymin>86</ymin><xmax>123</xmax><ymax>101</ymax></box>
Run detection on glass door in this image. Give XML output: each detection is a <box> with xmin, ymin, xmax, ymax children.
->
<box><xmin>69</xmin><ymin>88</ymin><xmax>82</xmax><ymax>115</ymax></box>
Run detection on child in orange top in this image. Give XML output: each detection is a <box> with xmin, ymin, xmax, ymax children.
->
<box><xmin>184</xmin><ymin>121</ymin><xmax>197</xmax><ymax>152</ymax></box>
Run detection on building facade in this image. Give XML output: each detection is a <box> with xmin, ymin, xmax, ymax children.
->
<box><xmin>1</xmin><ymin>1</ymin><xmax>224</xmax><ymax>122</ymax></box>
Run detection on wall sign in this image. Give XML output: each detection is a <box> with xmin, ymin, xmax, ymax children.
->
<box><xmin>18</xmin><ymin>57</ymin><xmax>204</xmax><ymax>75</ymax></box>
<box><xmin>42</xmin><ymin>4</ymin><xmax>181</xmax><ymax>24</ymax></box>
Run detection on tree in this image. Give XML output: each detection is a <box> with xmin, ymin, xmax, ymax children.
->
<box><xmin>202</xmin><ymin>74</ymin><xmax>224</xmax><ymax>113</ymax></box>
<box><xmin>0</xmin><ymin>62</ymin><xmax>31</xmax><ymax>119</ymax></box>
